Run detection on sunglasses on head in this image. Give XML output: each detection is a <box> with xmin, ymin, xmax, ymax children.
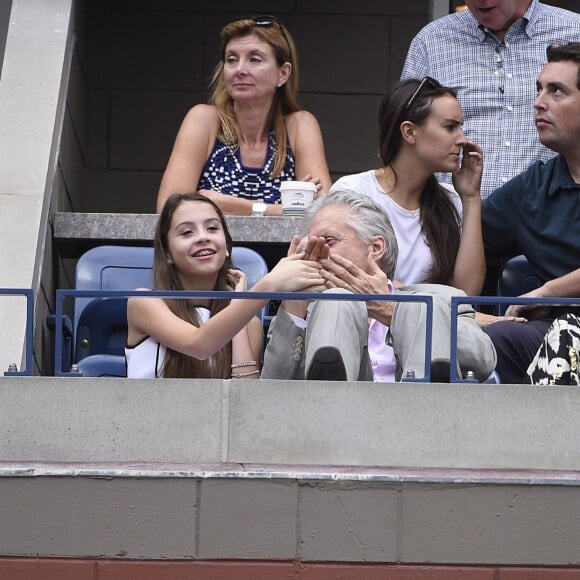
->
<box><xmin>237</xmin><ymin>14</ymin><xmax>291</xmax><ymax>53</ymax></box>
<box><xmin>251</xmin><ymin>14</ymin><xmax>281</xmax><ymax>26</ymax></box>
<box><xmin>405</xmin><ymin>76</ymin><xmax>442</xmax><ymax>110</ymax></box>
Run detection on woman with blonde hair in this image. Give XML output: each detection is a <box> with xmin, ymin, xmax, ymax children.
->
<box><xmin>157</xmin><ymin>16</ymin><xmax>331</xmax><ymax>216</ymax></box>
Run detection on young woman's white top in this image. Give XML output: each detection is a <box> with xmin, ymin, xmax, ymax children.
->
<box><xmin>329</xmin><ymin>170</ymin><xmax>461</xmax><ymax>284</ymax></box>
<box><xmin>125</xmin><ymin>306</ymin><xmax>211</xmax><ymax>378</ymax></box>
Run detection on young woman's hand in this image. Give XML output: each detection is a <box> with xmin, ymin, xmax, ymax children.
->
<box><xmin>452</xmin><ymin>139</ymin><xmax>483</xmax><ymax>199</ymax></box>
<box><xmin>475</xmin><ymin>311</ymin><xmax>528</xmax><ymax>327</ymax></box>
<box><xmin>279</xmin><ymin>236</ymin><xmax>329</xmax><ymax>319</ymax></box>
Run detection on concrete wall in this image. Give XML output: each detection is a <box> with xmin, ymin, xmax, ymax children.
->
<box><xmin>0</xmin><ymin>0</ymin><xmax>12</xmax><ymax>78</ymax></box>
<box><xmin>3</xmin><ymin>376</ymin><xmax>580</xmax><ymax>470</ymax></box>
<box><xmin>2</xmin><ymin>376</ymin><xmax>580</xmax><ymax>567</ymax></box>
<box><xmin>0</xmin><ymin>0</ymin><xmax>73</xmax><ymax>375</ymax></box>
<box><xmin>77</xmin><ymin>0</ymin><xmax>432</xmax><ymax>213</ymax></box>
<box><xmin>1</xmin><ymin>473</ymin><xmax>580</xmax><ymax>566</ymax></box>
<box><xmin>75</xmin><ymin>0</ymin><xmax>578</xmax><ymax>214</ymax></box>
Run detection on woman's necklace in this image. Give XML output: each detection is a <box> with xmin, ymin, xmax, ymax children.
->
<box><xmin>377</xmin><ymin>167</ymin><xmax>420</xmax><ymax>219</ymax></box>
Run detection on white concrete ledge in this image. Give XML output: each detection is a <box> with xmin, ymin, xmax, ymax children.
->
<box><xmin>2</xmin><ymin>376</ymin><xmax>580</xmax><ymax>471</ymax></box>
<box><xmin>1</xmin><ymin>461</ymin><xmax>580</xmax><ymax>487</ymax></box>
<box><xmin>54</xmin><ymin>212</ymin><xmax>306</xmax><ymax>244</ymax></box>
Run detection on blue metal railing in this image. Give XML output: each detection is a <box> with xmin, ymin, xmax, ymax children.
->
<box><xmin>51</xmin><ymin>289</ymin><xmax>580</xmax><ymax>382</ymax></box>
<box><xmin>54</xmin><ymin>289</ymin><xmax>434</xmax><ymax>380</ymax></box>
<box><xmin>1</xmin><ymin>288</ymin><xmax>34</xmax><ymax>376</ymax></box>
<box><xmin>451</xmin><ymin>295</ymin><xmax>580</xmax><ymax>383</ymax></box>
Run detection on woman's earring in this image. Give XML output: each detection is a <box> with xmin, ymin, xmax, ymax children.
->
<box><xmin>225</xmin><ymin>250</ymin><xmax>230</xmax><ymax>257</ymax></box>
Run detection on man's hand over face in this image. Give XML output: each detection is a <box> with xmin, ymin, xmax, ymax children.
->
<box><xmin>320</xmin><ymin>251</ymin><xmax>396</xmax><ymax>325</ymax></box>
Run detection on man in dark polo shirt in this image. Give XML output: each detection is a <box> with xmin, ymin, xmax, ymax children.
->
<box><xmin>482</xmin><ymin>42</ymin><xmax>580</xmax><ymax>383</ymax></box>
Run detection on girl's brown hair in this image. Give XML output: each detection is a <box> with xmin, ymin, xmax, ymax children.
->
<box><xmin>209</xmin><ymin>17</ymin><xmax>299</xmax><ymax>178</ymax></box>
<box><xmin>153</xmin><ymin>192</ymin><xmax>233</xmax><ymax>378</ymax></box>
<box><xmin>378</xmin><ymin>79</ymin><xmax>461</xmax><ymax>284</ymax></box>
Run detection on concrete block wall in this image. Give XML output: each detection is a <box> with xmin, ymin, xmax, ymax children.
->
<box><xmin>1</xmin><ymin>472</ymin><xmax>580</xmax><ymax>568</ymax></box>
<box><xmin>3</xmin><ymin>376</ymin><xmax>580</xmax><ymax>471</ymax></box>
<box><xmin>76</xmin><ymin>0</ymin><xmax>431</xmax><ymax>213</ymax></box>
<box><xmin>0</xmin><ymin>0</ymin><xmax>74</xmax><ymax>375</ymax></box>
<box><xmin>74</xmin><ymin>0</ymin><xmax>579</xmax><ymax>215</ymax></box>
<box><xmin>36</xmin><ymin>4</ymin><xmax>89</xmax><ymax>375</ymax></box>
<box><xmin>2</xmin><ymin>374</ymin><xmax>579</xmax><ymax>570</ymax></box>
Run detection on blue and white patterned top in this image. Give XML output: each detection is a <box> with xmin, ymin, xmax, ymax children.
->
<box><xmin>401</xmin><ymin>0</ymin><xmax>580</xmax><ymax>198</ymax></box>
<box><xmin>197</xmin><ymin>132</ymin><xmax>295</xmax><ymax>204</ymax></box>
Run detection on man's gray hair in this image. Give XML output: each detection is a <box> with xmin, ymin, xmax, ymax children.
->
<box><xmin>307</xmin><ymin>189</ymin><xmax>399</xmax><ymax>280</ymax></box>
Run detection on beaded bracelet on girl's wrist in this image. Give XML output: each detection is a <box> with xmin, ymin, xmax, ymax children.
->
<box><xmin>231</xmin><ymin>360</ymin><xmax>258</xmax><ymax>369</ymax></box>
<box><xmin>231</xmin><ymin>369</ymin><xmax>260</xmax><ymax>378</ymax></box>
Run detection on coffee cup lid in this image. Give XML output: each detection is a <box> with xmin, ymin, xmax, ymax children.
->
<box><xmin>279</xmin><ymin>180</ymin><xmax>317</xmax><ymax>192</ymax></box>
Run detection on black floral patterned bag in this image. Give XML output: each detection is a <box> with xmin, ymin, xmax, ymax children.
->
<box><xmin>527</xmin><ymin>313</ymin><xmax>580</xmax><ymax>385</ymax></box>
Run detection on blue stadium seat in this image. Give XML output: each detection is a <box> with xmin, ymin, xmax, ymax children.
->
<box><xmin>496</xmin><ymin>255</ymin><xmax>541</xmax><ymax>314</ymax></box>
<box><xmin>76</xmin><ymin>353</ymin><xmax>127</xmax><ymax>378</ymax></box>
<box><xmin>490</xmin><ymin>255</ymin><xmax>541</xmax><ymax>382</ymax></box>
<box><xmin>56</xmin><ymin>245</ymin><xmax>268</xmax><ymax>376</ymax></box>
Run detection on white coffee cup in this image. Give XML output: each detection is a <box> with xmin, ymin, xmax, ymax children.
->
<box><xmin>279</xmin><ymin>181</ymin><xmax>317</xmax><ymax>216</ymax></box>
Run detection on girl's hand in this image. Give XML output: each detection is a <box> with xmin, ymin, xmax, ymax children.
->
<box><xmin>288</xmin><ymin>234</ymin><xmax>329</xmax><ymax>262</ymax></box>
<box><xmin>267</xmin><ymin>253</ymin><xmax>325</xmax><ymax>293</ymax></box>
<box><xmin>228</xmin><ymin>268</ymin><xmax>247</xmax><ymax>292</ymax></box>
<box><xmin>280</xmin><ymin>236</ymin><xmax>329</xmax><ymax>319</ymax></box>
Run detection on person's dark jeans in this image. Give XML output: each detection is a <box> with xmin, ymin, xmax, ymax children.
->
<box><xmin>483</xmin><ymin>318</ymin><xmax>552</xmax><ymax>383</ymax></box>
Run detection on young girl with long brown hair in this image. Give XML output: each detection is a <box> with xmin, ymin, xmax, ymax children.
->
<box><xmin>127</xmin><ymin>192</ymin><xmax>324</xmax><ymax>378</ymax></box>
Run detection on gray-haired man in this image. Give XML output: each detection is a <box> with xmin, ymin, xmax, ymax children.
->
<box><xmin>261</xmin><ymin>190</ymin><xmax>496</xmax><ymax>382</ymax></box>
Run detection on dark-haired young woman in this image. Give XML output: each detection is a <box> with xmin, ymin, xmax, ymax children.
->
<box><xmin>330</xmin><ymin>77</ymin><xmax>485</xmax><ymax>296</ymax></box>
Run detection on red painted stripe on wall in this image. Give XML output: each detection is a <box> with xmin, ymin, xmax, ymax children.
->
<box><xmin>2</xmin><ymin>558</ymin><xmax>580</xmax><ymax>580</ymax></box>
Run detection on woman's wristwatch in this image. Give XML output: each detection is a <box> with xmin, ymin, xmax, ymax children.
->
<box><xmin>251</xmin><ymin>202</ymin><xmax>268</xmax><ymax>216</ymax></box>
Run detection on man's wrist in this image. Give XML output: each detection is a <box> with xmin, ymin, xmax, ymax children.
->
<box><xmin>282</xmin><ymin>300</ymin><xmax>308</xmax><ymax>321</ymax></box>
<box><xmin>369</xmin><ymin>300</ymin><xmax>395</xmax><ymax>326</ymax></box>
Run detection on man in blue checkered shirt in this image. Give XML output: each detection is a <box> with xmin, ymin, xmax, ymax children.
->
<box><xmin>401</xmin><ymin>0</ymin><xmax>580</xmax><ymax>198</ymax></box>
